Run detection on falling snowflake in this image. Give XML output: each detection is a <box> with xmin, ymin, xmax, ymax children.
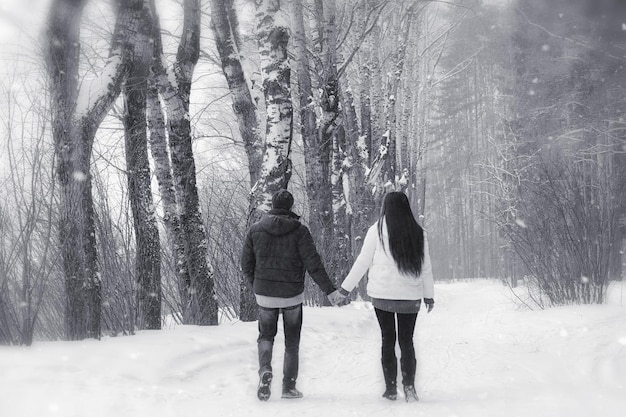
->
<box><xmin>72</xmin><ymin>171</ymin><xmax>87</xmax><ymax>182</ymax></box>
<box><xmin>515</xmin><ymin>218</ymin><xmax>527</xmax><ymax>228</ymax></box>
<box><xmin>542</xmin><ymin>44</ymin><xmax>550</xmax><ymax>52</ymax></box>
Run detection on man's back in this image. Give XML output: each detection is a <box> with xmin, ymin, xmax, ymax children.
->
<box><xmin>241</xmin><ymin>208</ymin><xmax>334</xmax><ymax>299</ymax></box>
<box><xmin>244</xmin><ymin>210</ymin><xmax>307</xmax><ymax>297</ymax></box>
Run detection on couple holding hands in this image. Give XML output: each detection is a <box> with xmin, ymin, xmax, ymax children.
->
<box><xmin>241</xmin><ymin>190</ymin><xmax>434</xmax><ymax>402</ymax></box>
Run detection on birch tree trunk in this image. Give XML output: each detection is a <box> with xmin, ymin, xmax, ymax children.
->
<box><xmin>239</xmin><ymin>0</ymin><xmax>294</xmax><ymax>321</ymax></box>
<box><xmin>123</xmin><ymin>0</ymin><xmax>161</xmax><ymax>330</ymax></box>
<box><xmin>249</xmin><ymin>0</ymin><xmax>294</xmax><ymax>212</ymax></box>
<box><xmin>354</xmin><ymin>6</ymin><xmax>378</xmax><ymax>261</ymax></box>
<box><xmin>360</xmin><ymin>58</ymin><xmax>373</xmax><ymax>166</ymax></box>
<box><xmin>307</xmin><ymin>0</ymin><xmax>349</xmax><ymax>293</ymax></box>
<box><xmin>146</xmin><ymin>83</ymin><xmax>190</xmax><ymax>323</ymax></box>
<box><xmin>413</xmin><ymin>18</ymin><xmax>431</xmax><ymax>217</ymax></box>
<box><xmin>332</xmin><ymin>87</ymin><xmax>363</xmax><ymax>280</ymax></box>
<box><xmin>367</xmin><ymin>5</ymin><xmax>415</xmax><ymax>192</ymax></box>
<box><xmin>369</xmin><ymin>12</ymin><xmax>384</xmax><ymax>163</ymax></box>
<box><xmin>315</xmin><ymin>0</ymin><xmax>340</xmax><ymax>254</ymax></box>
<box><xmin>331</xmin><ymin>121</ymin><xmax>349</xmax><ymax>279</ymax></box>
<box><xmin>210</xmin><ymin>0</ymin><xmax>264</xmax><ymax>320</ymax></box>
<box><xmin>292</xmin><ymin>0</ymin><xmax>330</xmax><ymax>252</ymax></box>
<box><xmin>150</xmin><ymin>0</ymin><xmax>218</xmax><ymax>325</ymax></box>
<box><xmin>613</xmin><ymin>128</ymin><xmax>626</xmax><ymax>285</ymax></box>
<box><xmin>347</xmin><ymin>83</ymin><xmax>372</xmax><ymax>299</ymax></box>
<box><xmin>210</xmin><ymin>0</ymin><xmax>264</xmax><ymax>185</ymax></box>
<box><xmin>45</xmin><ymin>0</ymin><xmax>134</xmax><ymax>340</ymax></box>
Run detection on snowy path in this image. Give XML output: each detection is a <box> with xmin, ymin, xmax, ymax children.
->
<box><xmin>1</xmin><ymin>280</ymin><xmax>625</xmax><ymax>417</ymax></box>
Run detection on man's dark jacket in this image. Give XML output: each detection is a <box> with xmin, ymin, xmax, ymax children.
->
<box><xmin>241</xmin><ymin>209</ymin><xmax>335</xmax><ymax>298</ymax></box>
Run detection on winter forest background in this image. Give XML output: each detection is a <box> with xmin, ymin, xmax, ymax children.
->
<box><xmin>0</xmin><ymin>0</ymin><xmax>625</xmax><ymax>345</ymax></box>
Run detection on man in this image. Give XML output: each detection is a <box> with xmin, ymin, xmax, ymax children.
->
<box><xmin>241</xmin><ymin>189</ymin><xmax>344</xmax><ymax>401</ymax></box>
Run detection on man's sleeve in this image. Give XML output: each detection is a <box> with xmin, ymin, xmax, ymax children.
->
<box><xmin>240</xmin><ymin>231</ymin><xmax>255</xmax><ymax>286</ymax></box>
<box><xmin>297</xmin><ymin>226</ymin><xmax>335</xmax><ymax>295</ymax></box>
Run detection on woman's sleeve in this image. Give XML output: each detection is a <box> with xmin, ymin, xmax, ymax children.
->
<box><xmin>340</xmin><ymin>223</ymin><xmax>378</xmax><ymax>293</ymax></box>
<box><xmin>421</xmin><ymin>233</ymin><xmax>435</xmax><ymax>299</ymax></box>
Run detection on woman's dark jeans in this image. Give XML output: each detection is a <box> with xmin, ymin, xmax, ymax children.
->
<box><xmin>257</xmin><ymin>304</ymin><xmax>303</xmax><ymax>389</ymax></box>
<box><xmin>374</xmin><ymin>308</ymin><xmax>418</xmax><ymax>388</ymax></box>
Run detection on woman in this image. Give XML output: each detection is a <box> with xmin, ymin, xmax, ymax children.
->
<box><xmin>339</xmin><ymin>191</ymin><xmax>434</xmax><ymax>402</ymax></box>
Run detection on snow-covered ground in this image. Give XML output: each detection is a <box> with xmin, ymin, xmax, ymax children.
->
<box><xmin>1</xmin><ymin>280</ymin><xmax>625</xmax><ymax>417</ymax></box>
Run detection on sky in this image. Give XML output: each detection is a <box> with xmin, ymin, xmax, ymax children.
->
<box><xmin>0</xmin><ymin>0</ymin><xmax>49</xmax><ymax>42</ymax></box>
<box><xmin>1</xmin><ymin>279</ymin><xmax>625</xmax><ymax>417</ymax></box>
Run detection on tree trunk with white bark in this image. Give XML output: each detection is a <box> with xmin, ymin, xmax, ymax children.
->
<box><xmin>123</xmin><ymin>0</ymin><xmax>162</xmax><ymax>330</ymax></box>
<box><xmin>239</xmin><ymin>0</ymin><xmax>294</xmax><ymax>321</ymax></box>
<box><xmin>45</xmin><ymin>0</ymin><xmax>136</xmax><ymax>340</ymax></box>
<box><xmin>150</xmin><ymin>0</ymin><xmax>218</xmax><ymax>325</ymax></box>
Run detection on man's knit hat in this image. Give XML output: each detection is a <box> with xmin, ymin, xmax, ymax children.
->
<box><xmin>272</xmin><ymin>189</ymin><xmax>294</xmax><ymax>210</ymax></box>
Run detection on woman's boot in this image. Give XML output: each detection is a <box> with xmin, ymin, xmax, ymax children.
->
<box><xmin>382</xmin><ymin>381</ymin><xmax>397</xmax><ymax>400</ymax></box>
<box><xmin>381</xmin><ymin>360</ymin><xmax>398</xmax><ymax>400</ymax></box>
<box><xmin>403</xmin><ymin>384</ymin><xmax>419</xmax><ymax>402</ymax></box>
<box><xmin>401</xmin><ymin>356</ymin><xmax>418</xmax><ymax>402</ymax></box>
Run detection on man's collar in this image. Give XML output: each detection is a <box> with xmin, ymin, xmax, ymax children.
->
<box><xmin>268</xmin><ymin>208</ymin><xmax>300</xmax><ymax>219</ymax></box>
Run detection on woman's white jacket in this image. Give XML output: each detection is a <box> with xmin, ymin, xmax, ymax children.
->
<box><xmin>340</xmin><ymin>219</ymin><xmax>434</xmax><ymax>300</ymax></box>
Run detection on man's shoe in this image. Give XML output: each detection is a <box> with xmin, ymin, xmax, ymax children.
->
<box><xmin>281</xmin><ymin>387</ymin><xmax>303</xmax><ymax>399</ymax></box>
<box><xmin>257</xmin><ymin>371</ymin><xmax>272</xmax><ymax>401</ymax></box>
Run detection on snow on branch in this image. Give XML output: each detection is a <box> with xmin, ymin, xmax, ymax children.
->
<box><xmin>75</xmin><ymin>52</ymin><xmax>126</xmax><ymax>122</ymax></box>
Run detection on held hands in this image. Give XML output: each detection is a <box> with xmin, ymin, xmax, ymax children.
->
<box><xmin>327</xmin><ymin>290</ymin><xmax>350</xmax><ymax>307</ymax></box>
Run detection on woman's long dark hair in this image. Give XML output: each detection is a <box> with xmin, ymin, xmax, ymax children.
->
<box><xmin>377</xmin><ymin>191</ymin><xmax>425</xmax><ymax>276</ymax></box>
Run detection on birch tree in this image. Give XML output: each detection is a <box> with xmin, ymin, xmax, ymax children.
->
<box><xmin>312</xmin><ymin>0</ymin><xmax>340</xmax><ymax>260</ymax></box>
<box><xmin>292</xmin><ymin>0</ymin><xmax>330</xmax><ymax>251</ymax></box>
<box><xmin>45</xmin><ymin>0</ymin><xmax>139</xmax><ymax>340</ymax></box>
<box><xmin>209</xmin><ymin>0</ymin><xmax>265</xmax><ymax>320</ymax></box>
<box><xmin>293</xmin><ymin>0</ymin><xmax>386</xmax><ymax>289</ymax></box>
<box><xmin>238</xmin><ymin>0</ymin><xmax>294</xmax><ymax>320</ymax></box>
<box><xmin>248</xmin><ymin>0</ymin><xmax>294</xmax><ymax>212</ymax></box>
<box><xmin>146</xmin><ymin>81</ymin><xmax>193</xmax><ymax>325</ymax></box>
<box><xmin>366</xmin><ymin>3</ymin><xmax>416</xmax><ymax>194</ymax></box>
<box><xmin>210</xmin><ymin>0</ymin><xmax>264</xmax><ymax>186</ymax></box>
<box><xmin>122</xmin><ymin>0</ymin><xmax>161</xmax><ymax>330</ymax></box>
<box><xmin>150</xmin><ymin>0</ymin><xmax>218</xmax><ymax>325</ymax></box>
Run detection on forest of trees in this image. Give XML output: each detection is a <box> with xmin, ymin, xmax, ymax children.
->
<box><xmin>0</xmin><ymin>0</ymin><xmax>624</xmax><ymax>344</ymax></box>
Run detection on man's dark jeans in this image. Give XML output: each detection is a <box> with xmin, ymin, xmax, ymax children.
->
<box><xmin>257</xmin><ymin>304</ymin><xmax>303</xmax><ymax>389</ymax></box>
<box><xmin>374</xmin><ymin>308</ymin><xmax>418</xmax><ymax>387</ymax></box>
